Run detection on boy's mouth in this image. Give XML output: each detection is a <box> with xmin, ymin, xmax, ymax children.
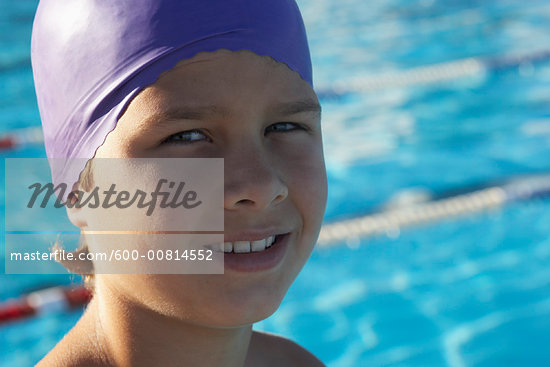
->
<box><xmin>204</xmin><ymin>233</ymin><xmax>287</xmax><ymax>254</ymax></box>
<box><xmin>220</xmin><ymin>232</ymin><xmax>291</xmax><ymax>272</ymax></box>
<box><xmin>222</xmin><ymin>235</ymin><xmax>278</xmax><ymax>253</ymax></box>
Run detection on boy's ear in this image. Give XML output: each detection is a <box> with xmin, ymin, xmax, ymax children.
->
<box><xmin>65</xmin><ymin>191</ymin><xmax>88</xmax><ymax>229</ymax></box>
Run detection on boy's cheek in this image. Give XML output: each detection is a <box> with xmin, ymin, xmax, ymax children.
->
<box><xmin>290</xmin><ymin>154</ymin><xmax>328</xmax><ymax>210</ymax></box>
<box><xmin>289</xmin><ymin>160</ymin><xmax>327</xmax><ymax>247</ymax></box>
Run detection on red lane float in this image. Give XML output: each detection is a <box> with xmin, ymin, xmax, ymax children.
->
<box><xmin>0</xmin><ymin>286</ymin><xmax>91</xmax><ymax>324</ymax></box>
<box><xmin>0</xmin><ymin>127</ymin><xmax>44</xmax><ymax>151</ymax></box>
<box><xmin>0</xmin><ymin>135</ymin><xmax>17</xmax><ymax>149</ymax></box>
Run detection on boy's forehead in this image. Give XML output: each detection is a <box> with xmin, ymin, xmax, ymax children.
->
<box><xmin>157</xmin><ymin>50</ymin><xmax>286</xmax><ymax>81</ymax></box>
<box><xmin>147</xmin><ymin>50</ymin><xmax>316</xmax><ymax>103</ymax></box>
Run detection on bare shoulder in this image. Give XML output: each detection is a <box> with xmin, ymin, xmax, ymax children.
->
<box><xmin>247</xmin><ymin>330</ymin><xmax>326</xmax><ymax>367</ymax></box>
<box><xmin>37</xmin><ymin>336</ymin><xmax>108</xmax><ymax>367</ymax></box>
<box><xmin>36</xmin><ymin>330</ymin><xmax>111</xmax><ymax>367</ymax></box>
<box><xmin>36</xmin><ymin>307</ymin><xmax>112</xmax><ymax>367</ymax></box>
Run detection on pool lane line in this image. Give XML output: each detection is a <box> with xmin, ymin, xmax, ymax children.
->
<box><xmin>316</xmin><ymin>49</ymin><xmax>550</xmax><ymax>99</ymax></box>
<box><xmin>0</xmin><ymin>127</ymin><xmax>44</xmax><ymax>151</ymax></box>
<box><xmin>0</xmin><ymin>286</ymin><xmax>91</xmax><ymax>324</ymax></box>
<box><xmin>317</xmin><ymin>175</ymin><xmax>550</xmax><ymax>247</ymax></box>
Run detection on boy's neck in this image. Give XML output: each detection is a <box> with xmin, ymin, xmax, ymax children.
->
<box><xmin>86</xmin><ymin>284</ymin><xmax>255</xmax><ymax>367</ymax></box>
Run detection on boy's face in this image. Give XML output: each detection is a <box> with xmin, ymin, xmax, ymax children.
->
<box><xmin>82</xmin><ymin>49</ymin><xmax>327</xmax><ymax>326</ymax></box>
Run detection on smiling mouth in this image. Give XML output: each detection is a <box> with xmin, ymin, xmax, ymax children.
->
<box><xmin>204</xmin><ymin>234</ymin><xmax>285</xmax><ymax>254</ymax></box>
<box><xmin>224</xmin><ymin>235</ymin><xmax>277</xmax><ymax>253</ymax></box>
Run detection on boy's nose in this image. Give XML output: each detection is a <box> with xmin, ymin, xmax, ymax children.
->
<box><xmin>224</xmin><ymin>147</ymin><xmax>288</xmax><ymax>211</ymax></box>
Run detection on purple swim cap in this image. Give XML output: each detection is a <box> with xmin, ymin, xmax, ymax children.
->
<box><xmin>31</xmin><ymin>0</ymin><xmax>312</xmax><ymax>197</ymax></box>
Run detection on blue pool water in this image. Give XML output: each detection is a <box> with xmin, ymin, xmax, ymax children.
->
<box><xmin>2</xmin><ymin>0</ymin><xmax>550</xmax><ymax>366</ymax></box>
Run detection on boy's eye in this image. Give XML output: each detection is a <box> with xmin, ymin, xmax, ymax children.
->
<box><xmin>162</xmin><ymin>129</ymin><xmax>209</xmax><ymax>144</ymax></box>
<box><xmin>265</xmin><ymin>122</ymin><xmax>304</xmax><ymax>134</ymax></box>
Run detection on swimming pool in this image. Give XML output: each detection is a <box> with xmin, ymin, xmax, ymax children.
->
<box><xmin>2</xmin><ymin>0</ymin><xmax>550</xmax><ymax>366</ymax></box>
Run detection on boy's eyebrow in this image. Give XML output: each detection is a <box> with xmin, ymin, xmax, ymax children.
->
<box><xmin>273</xmin><ymin>99</ymin><xmax>322</xmax><ymax>116</ymax></box>
<box><xmin>142</xmin><ymin>99</ymin><xmax>322</xmax><ymax>126</ymax></box>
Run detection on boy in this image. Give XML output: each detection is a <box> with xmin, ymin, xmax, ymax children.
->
<box><xmin>32</xmin><ymin>1</ymin><xmax>327</xmax><ymax>366</ymax></box>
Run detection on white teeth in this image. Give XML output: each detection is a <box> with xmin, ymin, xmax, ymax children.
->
<box><xmin>223</xmin><ymin>235</ymin><xmax>278</xmax><ymax>253</ymax></box>
<box><xmin>233</xmin><ymin>241</ymin><xmax>251</xmax><ymax>253</ymax></box>
<box><xmin>251</xmin><ymin>239</ymin><xmax>266</xmax><ymax>252</ymax></box>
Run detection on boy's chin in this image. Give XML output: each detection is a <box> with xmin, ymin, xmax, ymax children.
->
<box><xmin>104</xmin><ymin>272</ymin><xmax>292</xmax><ymax>327</ymax></box>
<box><xmin>166</xmin><ymin>288</ymin><xmax>287</xmax><ymax>328</ymax></box>
<box><xmin>210</xmin><ymin>301</ymin><xmax>283</xmax><ymax>328</ymax></box>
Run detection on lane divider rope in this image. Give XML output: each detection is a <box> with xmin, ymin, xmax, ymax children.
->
<box><xmin>0</xmin><ymin>127</ymin><xmax>44</xmax><ymax>151</ymax></box>
<box><xmin>316</xmin><ymin>49</ymin><xmax>550</xmax><ymax>98</ymax></box>
<box><xmin>318</xmin><ymin>175</ymin><xmax>550</xmax><ymax>247</ymax></box>
<box><xmin>0</xmin><ymin>286</ymin><xmax>91</xmax><ymax>324</ymax></box>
